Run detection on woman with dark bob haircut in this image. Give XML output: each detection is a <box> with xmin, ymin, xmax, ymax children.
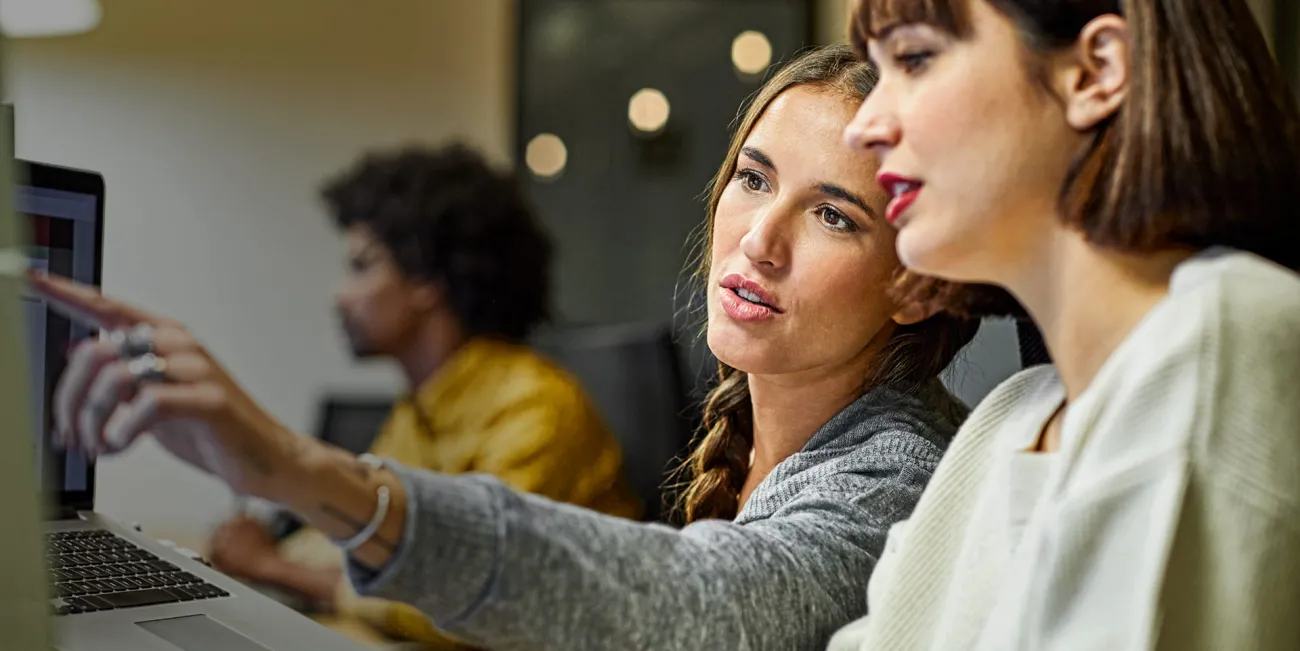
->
<box><xmin>831</xmin><ymin>1</ymin><xmax>1300</xmax><ymax>649</ymax></box>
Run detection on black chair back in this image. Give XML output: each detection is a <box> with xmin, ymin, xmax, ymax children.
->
<box><xmin>533</xmin><ymin>322</ymin><xmax>693</xmax><ymax>522</ymax></box>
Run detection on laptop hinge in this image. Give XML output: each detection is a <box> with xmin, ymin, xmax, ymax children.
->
<box><xmin>50</xmin><ymin>503</ymin><xmax>80</xmax><ymax>521</ymax></box>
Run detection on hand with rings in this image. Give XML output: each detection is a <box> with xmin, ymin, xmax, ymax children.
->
<box><xmin>71</xmin><ymin>324</ymin><xmax>168</xmax><ymax>453</ymax></box>
<box><xmin>28</xmin><ymin>271</ymin><xmax>308</xmax><ymax>500</ymax></box>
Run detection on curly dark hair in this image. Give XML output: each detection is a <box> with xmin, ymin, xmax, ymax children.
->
<box><xmin>321</xmin><ymin>143</ymin><xmax>552</xmax><ymax>341</ymax></box>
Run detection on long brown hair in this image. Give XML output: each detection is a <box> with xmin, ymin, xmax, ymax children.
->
<box><xmin>852</xmin><ymin>0</ymin><xmax>1300</xmax><ymax>316</ymax></box>
<box><xmin>676</xmin><ymin>45</ymin><xmax>979</xmax><ymax>523</ymax></box>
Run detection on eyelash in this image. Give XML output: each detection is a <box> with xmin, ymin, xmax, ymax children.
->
<box><xmin>817</xmin><ymin>206</ymin><xmax>857</xmax><ymax>233</ymax></box>
<box><xmin>894</xmin><ymin>50</ymin><xmax>933</xmax><ymax>74</ymax></box>
<box><xmin>735</xmin><ymin>168</ymin><xmax>770</xmax><ymax>193</ymax></box>
<box><xmin>736</xmin><ymin>169</ymin><xmax>858</xmax><ymax>232</ymax></box>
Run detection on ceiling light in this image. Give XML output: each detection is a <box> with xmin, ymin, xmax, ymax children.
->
<box><xmin>628</xmin><ymin>88</ymin><xmax>670</xmax><ymax>135</ymax></box>
<box><xmin>525</xmin><ymin>133</ymin><xmax>568</xmax><ymax>180</ymax></box>
<box><xmin>731</xmin><ymin>31</ymin><xmax>773</xmax><ymax>76</ymax></box>
<box><xmin>0</xmin><ymin>0</ymin><xmax>101</xmax><ymax>38</ymax></box>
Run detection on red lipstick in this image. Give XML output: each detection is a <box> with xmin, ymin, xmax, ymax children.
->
<box><xmin>877</xmin><ymin>172</ymin><xmax>923</xmax><ymax>225</ymax></box>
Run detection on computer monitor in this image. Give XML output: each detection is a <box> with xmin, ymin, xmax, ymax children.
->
<box><xmin>18</xmin><ymin>160</ymin><xmax>104</xmax><ymax>515</ymax></box>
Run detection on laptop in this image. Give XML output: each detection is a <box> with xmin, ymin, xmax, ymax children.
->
<box><xmin>20</xmin><ymin>160</ymin><xmax>364</xmax><ymax>650</ymax></box>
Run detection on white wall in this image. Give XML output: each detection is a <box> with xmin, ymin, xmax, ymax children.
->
<box><xmin>8</xmin><ymin>0</ymin><xmax>513</xmax><ymax>549</ymax></box>
<box><xmin>1248</xmin><ymin>0</ymin><xmax>1277</xmax><ymax>50</ymax></box>
<box><xmin>817</xmin><ymin>0</ymin><xmax>854</xmax><ymax>45</ymax></box>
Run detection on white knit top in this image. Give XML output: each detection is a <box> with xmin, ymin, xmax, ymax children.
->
<box><xmin>829</xmin><ymin>248</ymin><xmax>1300</xmax><ymax>651</ymax></box>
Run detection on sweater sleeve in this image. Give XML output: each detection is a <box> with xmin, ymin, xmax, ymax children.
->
<box><xmin>347</xmin><ymin>441</ymin><xmax>938</xmax><ymax>651</ymax></box>
<box><xmin>1124</xmin><ymin>260</ymin><xmax>1300</xmax><ymax>651</ymax></box>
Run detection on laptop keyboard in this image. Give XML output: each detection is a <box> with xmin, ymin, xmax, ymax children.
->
<box><xmin>47</xmin><ymin>529</ymin><xmax>229</xmax><ymax>616</ymax></box>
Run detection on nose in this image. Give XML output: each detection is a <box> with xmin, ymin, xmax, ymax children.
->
<box><xmin>739</xmin><ymin>203</ymin><xmax>794</xmax><ymax>270</ymax></box>
<box><xmin>843</xmin><ymin>92</ymin><xmax>901</xmax><ymax>160</ymax></box>
<box><xmin>333</xmin><ymin>283</ymin><xmax>351</xmax><ymax>310</ymax></box>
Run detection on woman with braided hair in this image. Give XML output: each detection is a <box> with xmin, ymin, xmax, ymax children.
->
<box><xmin>33</xmin><ymin>45</ymin><xmax>979</xmax><ymax>651</ymax></box>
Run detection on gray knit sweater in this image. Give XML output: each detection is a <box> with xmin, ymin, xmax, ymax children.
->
<box><xmin>348</xmin><ymin>380</ymin><xmax>968</xmax><ymax>651</ymax></box>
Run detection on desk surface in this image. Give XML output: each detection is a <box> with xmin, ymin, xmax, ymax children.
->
<box><xmin>313</xmin><ymin>613</ymin><xmax>392</xmax><ymax>646</ymax></box>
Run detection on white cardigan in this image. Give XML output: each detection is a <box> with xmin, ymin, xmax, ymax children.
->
<box><xmin>829</xmin><ymin>249</ymin><xmax>1300</xmax><ymax>651</ymax></box>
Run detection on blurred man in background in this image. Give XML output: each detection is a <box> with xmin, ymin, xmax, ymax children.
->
<box><xmin>207</xmin><ymin>144</ymin><xmax>639</xmax><ymax>647</ymax></box>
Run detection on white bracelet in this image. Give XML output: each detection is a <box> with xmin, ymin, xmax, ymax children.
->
<box><xmin>331</xmin><ymin>454</ymin><xmax>391</xmax><ymax>553</ymax></box>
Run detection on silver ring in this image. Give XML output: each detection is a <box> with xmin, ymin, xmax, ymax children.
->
<box><xmin>112</xmin><ymin>324</ymin><xmax>156</xmax><ymax>359</ymax></box>
<box><xmin>126</xmin><ymin>353</ymin><xmax>169</xmax><ymax>385</ymax></box>
<box><xmin>88</xmin><ymin>399</ymin><xmax>115</xmax><ymax>418</ymax></box>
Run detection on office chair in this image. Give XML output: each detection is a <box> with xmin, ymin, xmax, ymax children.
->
<box><xmin>314</xmin><ymin>395</ymin><xmax>395</xmax><ymax>455</ymax></box>
<box><xmin>1016</xmin><ymin>319</ymin><xmax>1053</xmax><ymax>368</ymax></box>
<box><xmin>267</xmin><ymin>394</ymin><xmax>394</xmax><ymax>541</ymax></box>
<box><xmin>532</xmin><ymin>322</ymin><xmax>694</xmax><ymax>523</ymax></box>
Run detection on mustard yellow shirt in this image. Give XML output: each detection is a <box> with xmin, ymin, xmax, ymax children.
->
<box><xmin>368</xmin><ymin>338</ymin><xmax>640</xmax><ymax>518</ymax></box>
<box><xmin>310</xmin><ymin>337</ymin><xmax>640</xmax><ymax>648</ymax></box>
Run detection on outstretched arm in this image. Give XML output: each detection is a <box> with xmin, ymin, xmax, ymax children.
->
<box><xmin>30</xmin><ymin>271</ymin><xmax>932</xmax><ymax>651</ymax></box>
<box><xmin>282</xmin><ymin>439</ymin><xmax>930</xmax><ymax>651</ymax></box>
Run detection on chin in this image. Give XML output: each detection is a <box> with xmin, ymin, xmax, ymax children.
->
<box><xmin>706</xmin><ymin>323</ymin><xmax>788</xmax><ymax>375</ymax></box>
<box><xmin>347</xmin><ymin>347</ymin><xmax>381</xmax><ymax>360</ymax></box>
<box><xmin>344</xmin><ymin>335</ymin><xmax>381</xmax><ymax>360</ymax></box>
<box><xmin>895</xmin><ymin>221</ymin><xmax>966</xmax><ymax>282</ymax></box>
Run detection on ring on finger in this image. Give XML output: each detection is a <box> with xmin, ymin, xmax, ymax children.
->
<box><xmin>87</xmin><ymin>397</ymin><xmax>116</xmax><ymax>420</ymax></box>
<box><xmin>126</xmin><ymin>353</ymin><xmax>170</xmax><ymax>385</ymax></box>
<box><xmin>111</xmin><ymin>323</ymin><xmax>156</xmax><ymax>359</ymax></box>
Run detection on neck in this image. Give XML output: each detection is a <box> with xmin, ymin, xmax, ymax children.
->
<box><xmin>746</xmin><ymin>327</ymin><xmax>891</xmax><ymax>470</ymax></box>
<box><xmin>1007</xmin><ymin>230</ymin><xmax>1193</xmax><ymax>402</ymax></box>
<box><xmin>393</xmin><ymin>318</ymin><xmax>468</xmax><ymax>391</ymax></box>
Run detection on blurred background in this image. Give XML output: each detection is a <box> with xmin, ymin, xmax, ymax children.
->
<box><xmin>6</xmin><ymin>0</ymin><xmax>1286</xmax><ymax>551</ymax></box>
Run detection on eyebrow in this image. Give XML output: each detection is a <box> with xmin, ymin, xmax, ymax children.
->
<box><xmin>739</xmin><ymin>146</ymin><xmax>874</xmax><ymax>219</ymax></box>
<box><xmin>816</xmin><ymin>183</ymin><xmax>876</xmax><ymax>220</ymax></box>
<box><xmin>874</xmin><ymin>22</ymin><xmax>904</xmax><ymax>42</ymax></box>
<box><xmin>350</xmin><ymin>242</ymin><xmax>381</xmax><ymax>260</ymax></box>
<box><xmin>740</xmin><ymin>146</ymin><xmax>776</xmax><ymax>172</ymax></box>
<box><xmin>864</xmin><ymin>22</ymin><xmax>904</xmax><ymax>67</ymax></box>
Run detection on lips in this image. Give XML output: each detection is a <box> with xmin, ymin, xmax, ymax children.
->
<box><xmin>718</xmin><ymin>273</ymin><xmax>782</xmax><ymax>322</ymax></box>
<box><xmin>877</xmin><ymin>172</ymin><xmax>924</xmax><ymax>225</ymax></box>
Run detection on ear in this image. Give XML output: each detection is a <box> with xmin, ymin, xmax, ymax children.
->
<box><xmin>410</xmin><ymin>280</ymin><xmax>447</xmax><ymax>314</ymax></box>
<box><xmin>1053</xmin><ymin>14</ymin><xmax>1130</xmax><ymax>131</ymax></box>
<box><xmin>891</xmin><ymin>300</ymin><xmax>939</xmax><ymax>327</ymax></box>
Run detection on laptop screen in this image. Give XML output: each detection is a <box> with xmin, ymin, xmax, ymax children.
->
<box><xmin>19</xmin><ymin>161</ymin><xmax>103</xmax><ymax>509</ymax></box>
